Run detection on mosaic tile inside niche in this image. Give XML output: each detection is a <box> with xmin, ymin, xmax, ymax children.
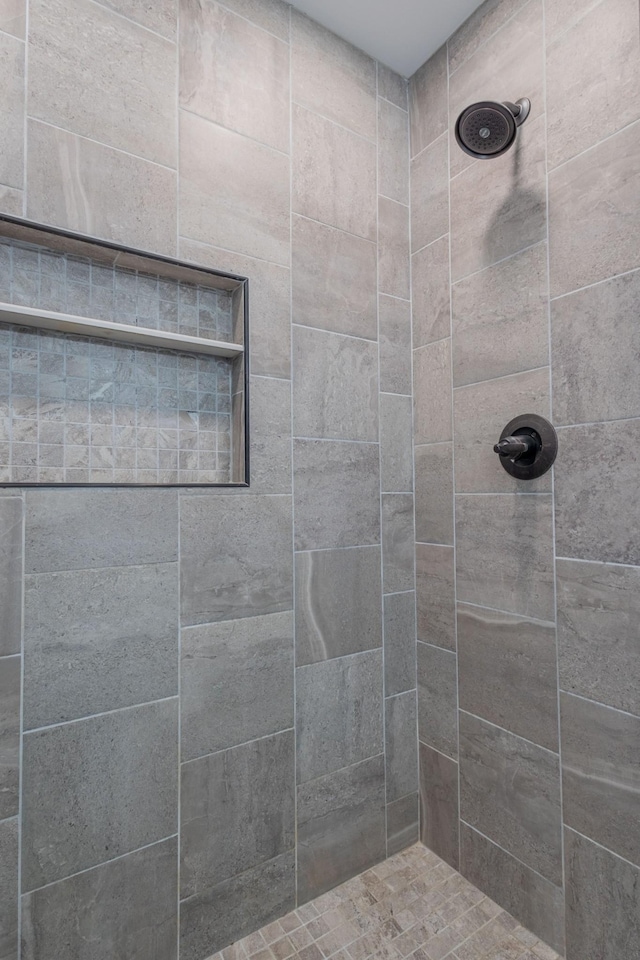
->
<box><xmin>0</xmin><ymin>236</ymin><xmax>234</xmax><ymax>342</ymax></box>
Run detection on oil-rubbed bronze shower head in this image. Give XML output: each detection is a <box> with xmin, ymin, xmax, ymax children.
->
<box><xmin>455</xmin><ymin>98</ymin><xmax>531</xmax><ymax>158</ymax></box>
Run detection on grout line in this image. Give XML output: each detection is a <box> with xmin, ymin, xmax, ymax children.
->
<box><xmin>293</xmin><ymin>543</ymin><xmax>380</xmax><ymax>556</ymax></box>
<box><xmin>556</xmin><ymin>414</ymin><xmax>640</xmax><ymax>430</ymax></box>
<box><xmin>23</xmin><ymin>695</ymin><xmax>180</xmax><ymax>737</ymax></box>
<box><xmin>450</xmin><ymin>238</ymin><xmax>546</xmax><ymax>285</ymax></box>
<box><xmin>460</xmin><ymin>819</ymin><xmax>563</xmax><ymax>889</ymax></box>
<box><xmin>291</xmin><ymin>99</ymin><xmax>377</xmax><ymax>147</ymax></box>
<box><xmin>380</xmin><ymin>390</ymin><xmax>412</xmax><ymax>399</ymax></box>
<box><xmin>379</xmin><ymin>291</ymin><xmax>411</xmax><ymax>304</ymax></box>
<box><xmin>455</xmin><ymin>597</ymin><xmax>556</xmax><ymax>627</ymax></box>
<box><xmin>378</xmin><ymin>192</ymin><xmax>409</xmax><ymax>209</ymax></box>
<box><xmin>251</xmin><ymin>373</ymin><xmax>292</xmax><ymax>384</ymax></box>
<box><xmin>452</xmin><ymin>363</ymin><xmax>550</xmax><ymax>392</ymax></box>
<box><xmin>293</xmin><ymin>436</ymin><xmax>379</xmax><ymax>445</ymax></box>
<box><xmin>555</xmin><ymin>554</ymin><xmax>640</xmax><ymax>571</ymax></box>
<box><xmin>454</xmin><ymin>491</ymin><xmax>551</xmax><ymax>497</ymax></box>
<box><xmin>179</xmin><ymin>105</ymin><xmax>290</xmax><ymax>159</ymax></box>
<box><xmin>20</xmin><ymin>0</ymin><xmax>29</xmax><ymax>225</ymax></box>
<box><xmin>459</xmin><ymin>708</ymin><xmax>560</xmax><ymax>757</ymax></box>
<box><xmin>411</xmin><ymin>231</ymin><xmax>450</xmax><ymax>258</ymax></box>
<box><xmin>298</xmin><ymin>751</ymin><xmax>385</xmax><ymax>792</ymax></box>
<box><xmin>563</xmin><ymin>826</ymin><xmax>640</xmax><ymax>872</ymax></box>
<box><xmin>177</xmin><ymin>234</ymin><xmax>290</xmax><ymax>272</ymax></box>
<box><xmin>182</xmin><ymin>727</ymin><xmax>296</xmax><ymax>769</ymax></box>
<box><xmin>550</xmin><ymin>263</ymin><xmax>640</xmax><ymax>302</ymax></box>
<box><xmin>292</xmin><ymin>211</ymin><xmax>377</xmax><ymax>248</ymax></box>
<box><xmin>448</xmin><ymin>0</ymin><xmax>537</xmax><ymax>76</ymax></box>
<box><xmin>17</xmin><ymin>494</ymin><xmax>25</xmax><ymax>957</ymax></box>
<box><xmin>291</xmin><ymin>321</ymin><xmax>377</xmax><ymax>345</ymax></box>
<box><xmin>412</xmin><ymin>333</ymin><xmax>452</xmax><ymax>351</ymax></box>
<box><xmin>548</xmin><ymin>114</ymin><xmax>640</xmax><ymax>176</ymax></box>
<box><xmin>87</xmin><ymin>0</ymin><xmax>176</xmax><ymax>43</ymax></box>
<box><xmin>559</xmin><ymin>689</ymin><xmax>640</xmax><ymax>723</ymax></box>
<box><xmin>409</xmin><ymin>129</ymin><xmax>448</xmax><ymax>165</ymax></box>
<box><xmin>215</xmin><ymin>0</ymin><xmax>289</xmax><ymax>44</ymax></box>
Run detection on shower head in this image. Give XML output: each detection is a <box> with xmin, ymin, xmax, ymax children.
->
<box><xmin>455</xmin><ymin>98</ymin><xmax>531</xmax><ymax>158</ymax></box>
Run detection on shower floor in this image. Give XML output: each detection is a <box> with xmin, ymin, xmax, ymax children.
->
<box><xmin>207</xmin><ymin>844</ymin><xmax>562</xmax><ymax>960</ymax></box>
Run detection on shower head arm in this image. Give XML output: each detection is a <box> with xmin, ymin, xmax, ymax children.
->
<box><xmin>502</xmin><ymin>98</ymin><xmax>531</xmax><ymax>126</ymax></box>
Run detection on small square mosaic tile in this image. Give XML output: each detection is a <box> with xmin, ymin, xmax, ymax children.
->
<box><xmin>209</xmin><ymin>845</ymin><xmax>563</xmax><ymax>960</ymax></box>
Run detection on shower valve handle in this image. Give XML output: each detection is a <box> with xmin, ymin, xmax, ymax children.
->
<box><xmin>493</xmin><ymin>435</ymin><xmax>536</xmax><ymax>460</ymax></box>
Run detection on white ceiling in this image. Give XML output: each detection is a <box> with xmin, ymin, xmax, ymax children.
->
<box><xmin>289</xmin><ymin>0</ymin><xmax>485</xmax><ymax>77</ymax></box>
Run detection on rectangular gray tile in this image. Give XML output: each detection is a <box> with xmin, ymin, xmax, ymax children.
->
<box><xmin>296</xmin><ymin>650</ymin><xmax>383</xmax><ymax>783</ymax></box>
<box><xmin>419</xmin><ymin>741</ymin><xmax>459</xmax><ymax>870</ymax></box>
<box><xmin>181</xmin><ymin>611</ymin><xmax>293</xmax><ymax>761</ymax></box>
<box><xmin>387</xmin><ymin>792</ymin><xmax>419</xmax><ymax>857</ymax></box>
<box><xmin>459</xmin><ymin>711</ymin><xmax>563</xmax><ymax>885</ymax></box>
<box><xmin>561</xmin><ymin>692</ymin><xmax>640</xmax><ymax>867</ymax></box>
<box><xmin>460</xmin><ymin>823</ymin><xmax>565</xmax><ymax>955</ymax></box>
<box><xmin>384</xmin><ymin>591</ymin><xmax>417</xmax><ymax>698</ymax></box>
<box><xmin>409</xmin><ymin>45</ymin><xmax>448</xmax><ymax>158</ymax></box>
<box><xmin>379</xmin><ymin>97</ymin><xmax>409</xmax><ymax>205</ymax></box>
<box><xmin>181</xmin><ymin>730</ymin><xmax>294</xmax><ymax>898</ymax></box>
<box><xmin>378</xmin><ymin>63</ymin><xmax>407</xmax><ymax>111</ymax></box>
<box><xmin>456</xmin><ymin>494</ymin><xmax>555</xmax><ymax>621</ymax></box>
<box><xmin>458</xmin><ymin>604</ymin><xmax>558</xmax><ymax>752</ymax></box>
<box><xmin>293</xmin><ymin>439</ymin><xmax>380</xmax><ymax>551</ymax></box>
<box><xmin>0</xmin><ymin>817</ymin><xmax>18</xmax><ymax>960</ymax></box>
<box><xmin>414</xmin><ymin>339</ymin><xmax>452</xmax><ymax>446</ymax></box>
<box><xmin>382</xmin><ymin>493</ymin><xmax>415</xmax><ymax>594</ymax></box>
<box><xmin>295</xmin><ymin>547</ymin><xmax>382</xmax><ymax>667</ymax></box>
<box><xmin>557</xmin><ymin>558</ymin><xmax>640</xmax><ymax>716</ymax></box>
<box><xmin>22</xmin><ymin>698</ymin><xmax>178</xmax><ymax>891</ymax></box>
<box><xmin>416</xmin><ymin>543</ymin><xmax>456</xmax><ymax>651</ymax></box>
<box><xmin>417</xmin><ymin>641</ymin><xmax>458</xmax><ymax>759</ymax></box>
<box><xmin>410</xmin><ymin>134</ymin><xmax>448</xmax><ymax>253</ymax></box>
<box><xmin>25</xmin><ymin>488</ymin><xmax>178</xmax><ymax>573</ymax></box>
<box><xmin>415</xmin><ymin>442</ymin><xmax>453</xmax><ymax>545</ymax></box>
<box><xmin>0</xmin><ymin>31</ymin><xmax>23</xmax><ymax>190</ymax></box>
<box><xmin>448</xmin><ymin>0</ymin><xmax>530</xmax><ymax>73</ymax></box>
<box><xmin>378</xmin><ymin>197</ymin><xmax>410</xmax><ymax>299</ymax></box>
<box><xmin>412</xmin><ymin>236</ymin><xmax>450</xmax><ymax>349</ymax></box>
<box><xmin>95</xmin><ymin>0</ymin><xmax>176</xmax><ymax>38</ymax></box>
<box><xmin>380</xmin><ymin>394</ymin><xmax>413</xmax><ymax>493</ymax></box>
<box><xmin>246</xmin><ymin>375</ymin><xmax>292</xmax><ymax>495</ymax></box>
<box><xmin>386</xmin><ymin>691</ymin><xmax>418</xmax><ymax>802</ymax></box>
<box><xmin>292</xmin><ymin>215</ymin><xmax>377</xmax><ymax>340</ymax></box>
<box><xmin>180</xmin><ymin>494</ymin><xmax>293</xmax><ymax>625</ymax></box>
<box><xmin>297</xmin><ymin>755</ymin><xmax>386</xmax><ymax>904</ymax></box>
<box><xmin>379</xmin><ymin>294</ymin><xmax>412</xmax><ymax>396</ymax></box>
<box><xmin>0</xmin><ymin>497</ymin><xmax>22</xmax><ymax>656</ymax></box>
<box><xmin>210</xmin><ymin>0</ymin><xmax>289</xmax><ymax>39</ymax></box>
<box><xmin>293</xmin><ymin>326</ymin><xmax>379</xmax><ymax>442</ymax></box>
<box><xmin>22</xmin><ymin>838</ymin><xmax>178</xmax><ymax>960</ymax></box>
<box><xmin>0</xmin><ymin>0</ymin><xmax>26</xmax><ymax>38</ymax></box>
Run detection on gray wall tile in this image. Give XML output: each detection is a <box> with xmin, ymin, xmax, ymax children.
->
<box><xmin>565</xmin><ymin>827</ymin><xmax>640</xmax><ymax>960</ymax></box>
<box><xmin>380</xmin><ymin>394</ymin><xmax>413</xmax><ymax>492</ymax></box>
<box><xmin>293</xmin><ymin>440</ymin><xmax>380</xmax><ymax>551</ymax></box>
<box><xmin>378</xmin><ymin>63</ymin><xmax>407</xmax><ymax>111</ymax></box>
<box><xmin>297</xmin><ymin>755</ymin><xmax>386</xmax><ymax>904</ymax></box>
<box><xmin>211</xmin><ymin>0</ymin><xmax>290</xmax><ymax>40</ymax></box>
<box><xmin>460</xmin><ymin>823</ymin><xmax>565</xmax><ymax>955</ymax></box>
<box><xmin>181</xmin><ymin>730</ymin><xmax>295</xmax><ymax>898</ymax></box>
<box><xmin>296</xmin><ymin>650</ymin><xmax>383</xmax><ymax>784</ymax></box>
<box><xmin>0</xmin><ymin>817</ymin><xmax>18</xmax><ymax>960</ymax></box>
<box><xmin>409</xmin><ymin>45</ymin><xmax>448</xmax><ymax>158</ymax></box>
<box><xmin>293</xmin><ymin>326</ymin><xmax>379</xmax><ymax>442</ymax></box>
<box><xmin>22</xmin><ymin>838</ymin><xmax>178</xmax><ymax>960</ymax></box>
<box><xmin>295</xmin><ymin>547</ymin><xmax>382</xmax><ymax>667</ymax></box>
<box><xmin>0</xmin><ymin>31</ymin><xmax>24</xmax><ymax>190</ymax></box>
<box><xmin>22</xmin><ymin>698</ymin><xmax>178</xmax><ymax>890</ymax></box>
<box><xmin>459</xmin><ymin>711</ymin><xmax>562</xmax><ymax>885</ymax></box>
<box><xmin>410</xmin><ymin>134</ymin><xmax>448</xmax><ymax>253</ymax></box>
<box><xmin>448</xmin><ymin>0</ymin><xmax>530</xmax><ymax>73</ymax></box>
<box><xmin>0</xmin><ymin>184</ymin><xmax>22</xmax><ymax>216</ymax></box>
<box><xmin>379</xmin><ymin>294</ymin><xmax>412</xmax><ymax>396</ymax></box>
<box><xmin>378</xmin><ymin>98</ymin><xmax>410</xmax><ymax>205</ymax></box>
<box><xmin>415</xmin><ymin>442</ymin><xmax>453</xmax><ymax>545</ymax></box>
<box><xmin>419</xmin><ymin>742</ymin><xmax>459</xmax><ymax>870</ymax></box>
<box><xmin>96</xmin><ymin>0</ymin><xmax>176</xmax><ymax>38</ymax></box>
<box><xmin>382</xmin><ymin>493</ymin><xmax>415</xmax><ymax>594</ymax></box>
<box><xmin>0</xmin><ymin>0</ymin><xmax>26</xmax><ymax>39</ymax></box>
<box><xmin>458</xmin><ymin>604</ymin><xmax>558</xmax><ymax>752</ymax></box>
<box><xmin>181</xmin><ymin>612</ymin><xmax>294</xmax><ymax>762</ymax></box>
<box><xmin>0</xmin><ymin>498</ymin><xmax>22</xmax><ymax>657</ymax></box>
<box><xmin>561</xmin><ymin>692</ymin><xmax>640</xmax><ymax>867</ymax></box>
<box><xmin>385</xmin><ymin>691</ymin><xmax>418</xmax><ymax>802</ymax></box>
<box><xmin>413</xmin><ymin>339</ymin><xmax>452</xmax><ymax>446</ymax></box>
<box><xmin>416</xmin><ymin>543</ymin><xmax>456</xmax><ymax>651</ymax></box>
<box><xmin>412</xmin><ymin>236</ymin><xmax>451</xmax><ymax>349</ymax></box>
<box><xmin>417</xmin><ymin>641</ymin><xmax>458</xmax><ymax>759</ymax></box>
<box><xmin>246</xmin><ymin>375</ymin><xmax>292</xmax><ymax>496</ymax></box>
<box><xmin>384</xmin><ymin>591</ymin><xmax>417</xmax><ymax>698</ymax></box>
<box><xmin>180</xmin><ymin>494</ymin><xmax>293</xmax><ymax>625</ymax></box>
<box><xmin>378</xmin><ymin>197</ymin><xmax>411</xmax><ymax>299</ymax></box>
<box><xmin>557</xmin><ymin>558</ymin><xmax>640</xmax><ymax>716</ymax></box>
<box><xmin>387</xmin><ymin>792</ymin><xmax>419</xmax><ymax>856</ymax></box>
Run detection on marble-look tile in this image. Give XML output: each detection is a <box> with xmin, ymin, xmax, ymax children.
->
<box><xmin>412</xmin><ymin>236</ymin><xmax>451</xmax><ymax>349</ymax></box>
<box><xmin>457</xmin><ymin>604</ymin><xmax>558</xmax><ymax>752</ymax></box>
<box><xmin>548</xmin><ymin>119</ymin><xmax>640</xmax><ymax>297</ymax></box>
<box><xmin>0</xmin><ymin>656</ymin><xmax>19</xmax><ymax>820</ymax></box>
<box><xmin>296</xmin><ymin>650</ymin><xmax>383</xmax><ymax>783</ymax></box>
<box><xmin>293</xmin><ymin>326</ymin><xmax>378</xmax><ymax>442</ymax></box>
<box><xmin>292</xmin><ymin>215</ymin><xmax>377</xmax><ymax>340</ymax></box>
<box><xmin>456</xmin><ymin>494</ymin><xmax>555</xmax><ymax>622</ymax></box>
<box><xmin>29</xmin><ymin>0</ymin><xmax>176</xmax><ymax>167</ymax></box>
<box><xmin>22</xmin><ymin>838</ymin><xmax>178</xmax><ymax>960</ymax></box>
<box><xmin>383</xmin><ymin>591</ymin><xmax>417</xmax><ymax>698</ymax></box>
<box><xmin>544</xmin><ymin>0</ymin><xmax>603</xmax><ymax>40</ymax></box>
<box><xmin>297</xmin><ymin>755</ymin><xmax>386</xmax><ymax>904</ymax></box>
<box><xmin>459</xmin><ymin>711</ymin><xmax>562</xmax><ymax>885</ymax></box>
<box><xmin>22</xmin><ymin>699</ymin><xmax>178</xmax><ymax>890</ymax></box>
<box><xmin>450</xmin><ymin>114</ymin><xmax>546</xmax><ymax>282</ymax></box>
<box><xmin>380</xmin><ymin>394</ymin><xmax>413</xmax><ymax>492</ymax></box>
<box><xmin>387</xmin><ymin>793</ymin><xmax>419</xmax><ymax>856</ymax></box>
<box><xmin>0</xmin><ymin>498</ymin><xmax>22</xmax><ymax>657</ymax></box>
<box><xmin>453</xmin><ymin>367</ymin><xmax>551</xmax><ymax>493</ymax></box>
<box><xmin>555</xmin><ymin>420</ymin><xmax>640</xmax><ymax>565</ymax></box>
<box><xmin>561</xmin><ymin>692</ymin><xmax>640</xmax><ymax>866</ymax></box>
<box><xmin>0</xmin><ymin>0</ymin><xmax>26</xmax><ymax>38</ymax></box>
<box><xmin>551</xmin><ymin>269</ymin><xmax>640</xmax><ymax>426</ymax></box>
<box><xmin>460</xmin><ymin>823</ymin><xmax>565</xmax><ymax>955</ymax></box>
<box><xmin>181</xmin><ymin>731</ymin><xmax>294</xmax><ymax>897</ymax></box>
<box><xmin>385</xmin><ymin>691</ymin><xmax>418</xmax><ymax>802</ymax></box>
<box><xmin>180</xmin><ymin>111</ymin><xmax>289</xmax><ymax>266</ymax></box>
<box><xmin>94</xmin><ymin>0</ymin><xmax>175</xmax><ymax>37</ymax></box>
<box><xmin>0</xmin><ymin>184</ymin><xmax>22</xmax><ymax>216</ymax></box>
<box><xmin>419</xmin><ymin>741</ymin><xmax>459</xmax><ymax>869</ymax></box>
<box><xmin>246</xmin><ymin>375</ymin><xmax>292</xmax><ymax>495</ymax></box>
<box><xmin>415</xmin><ymin>442</ymin><xmax>453</xmax><ymax>545</ymax></box>
<box><xmin>212</xmin><ymin>0</ymin><xmax>289</xmax><ymax>40</ymax></box>
<box><xmin>546</xmin><ymin>0</ymin><xmax>640</xmax><ymax>170</ymax></box>
<box><xmin>416</xmin><ymin>543</ymin><xmax>456</xmax><ymax>651</ymax></box>
<box><xmin>292</xmin><ymin>104</ymin><xmax>376</xmax><ymax>242</ymax></box>
<box><xmin>24</xmin><ymin>563</ymin><xmax>178</xmax><ymax>728</ymax></box>
<box><xmin>293</xmin><ymin>439</ymin><xmax>380</xmax><ymax>551</ymax></box>
<box><xmin>25</xmin><ymin>488</ymin><xmax>177</xmax><ymax>573</ymax></box>
<box><xmin>180</xmin><ymin>851</ymin><xmax>295</xmax><ymax>960</ymax></box>
<box><xmin>410</xmin><ymin>134</ymin><xmax>448</xmax><ymax>254</ymax></box>
<box><xmin>452</xmin><ymin>242</ymin><xmax>549</xmax><ymax>387</ymax></box>
<box><xmin>378</xmin><ymin>63</ymin><xmax>407</xmax><ymax>111</ymax></box>
<box><xmin>295</xmin><ymin>547</ymin><xmax>382</xmax><ymax>667</ymax></box>
<box><xmin>564</xmin><ymin>827</ymin><xmax>640</xmax><ymax>960</ymax></box>
<box><xmin>557</xmin><ymin>558</ymin><xmax>640</xmax><ymax>716</ymax></box>
<box><xmin>378</xmin><ymin>197</ymin><xmax>411</xmax><ymax>299</ymax></box>
<box><xmin>27</xmin><ymin>120</ymin><xmax>177</xmax><ymax>255</ymax></box>
<box><xmin>180</xmin><ymin>0</ymin><xmax>289</xmax><ymax>153</ymax></box>
<box><xmin>382</xmin><ymin>494</ymin><xmax>415</xmax><ymax>594</ymax></box>
<box><xmin>379</xmin><ymin>294</ymin><xmax>412</xmax><ymax>396</ymax></box>
<box><xmin>417</xmin><ymin>642</ymin><xmax>458</xmax><ymax>759</ymax></box>
<box><xmin>291</xmin><ymin>9</ymin><xmax>376</xmax><ymax>141</ymax></box>
<box><xmin>181</xmin><ymin>611</ymin><xmax>293</xmax><ymax>761</ymax></box>
<box><xmin>409</xmin><ymin>45</ymin><xmax>448</xmax><ymax>158</ymax></box>
<box><xmin>448</xmin><ymin>0</ymin><xmax>530</xmax><ymax>73</ymax></box>
<box><xmin>0</xmin><ymin>31</ymin><xmax>24</xmax><ymax>190</ymax></box>
<box><xmin>379</xmin><ymin>98</ymin><xmax>409</xmax><ymax>205</ymax></box>
<box><xmin>0</xmin><ymin>817</ymin><xmax>18</xmax><ymax>960</ymax></box>
<box><xmin>180</xmin><ymin>494</ymin><xmax>293</xmax><ymax>625</ymax></box>
<box><xmin>414</xmin><ymin>339</ymin><xmax>452</xmax><ymax>446</ymax></box>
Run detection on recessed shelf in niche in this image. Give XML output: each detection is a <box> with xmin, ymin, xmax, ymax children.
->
<box><xmin>0</xmin><ymin>215</ymin><xmax>250</xmax><ymax>487</ymax></box>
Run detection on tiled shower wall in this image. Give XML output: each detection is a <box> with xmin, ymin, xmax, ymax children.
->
<box><xmin>410</xmin><ymin>0</ymin><xmax>640</xmax><ymax>957</ymax></box>
<box><xmin>0</xmin><ymin>3</ymin><xmax>416</xmax><ymax>959</ymax></box>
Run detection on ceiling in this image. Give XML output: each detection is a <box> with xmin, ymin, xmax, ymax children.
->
<box><xmin>289</xmin><ymin>0</ymin><xmax>485</xmax><ymax>77</ymax></box>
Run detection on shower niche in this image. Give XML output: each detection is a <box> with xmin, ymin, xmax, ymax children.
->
<box><xmin>0</xmin><ymin>215</ymin><xmax>249</xmax><ymax>486</ymax></box>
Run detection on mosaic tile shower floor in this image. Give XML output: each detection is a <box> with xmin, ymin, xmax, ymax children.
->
<box><xmin>209</xmin><ymin>845</ymin><xmax>562</xmax><ymax>960</ymax></box>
